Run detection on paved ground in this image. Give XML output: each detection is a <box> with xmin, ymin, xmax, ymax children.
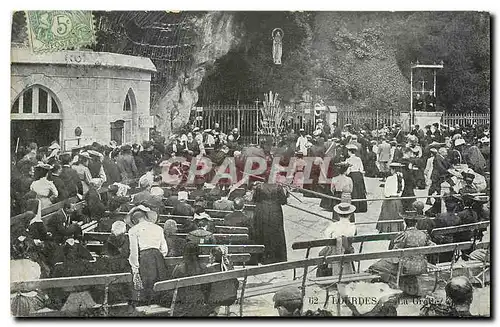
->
<box><xmin>230</xmin><ymin>177</ymin><xmax>490</xmax><ymax>317</ymax></box>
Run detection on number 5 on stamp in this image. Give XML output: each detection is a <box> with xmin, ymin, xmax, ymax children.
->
<box><xmin>25</xmin><ymin>11</ymin><xmax>96</xmax><ymax>53</ymax></box>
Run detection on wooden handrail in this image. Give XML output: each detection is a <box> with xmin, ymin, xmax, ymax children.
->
<box><xmin>292</xmin><ymin>232</ymin><xmax>399</xmax><ymax>250</ymax></box>
<box><xmin>431</xmin><ymin>221</ymin><xmax>490</xmax><ymax>236</ymax></box>
<box><xmin>153</xmin><ymin>242</ymin><xmax>473</xmax><ymax>291</ymax></box>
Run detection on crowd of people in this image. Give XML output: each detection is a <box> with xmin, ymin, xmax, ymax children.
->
<box><xmin>10</xmin><ymin>116</ymin><xmax>490</xmax><ymax>317</ymax></box>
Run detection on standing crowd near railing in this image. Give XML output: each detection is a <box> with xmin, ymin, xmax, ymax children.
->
<box><xmin>10</xmin><ymin>117</ymin><xmax>490</xmax><ymax>317</ymax></box>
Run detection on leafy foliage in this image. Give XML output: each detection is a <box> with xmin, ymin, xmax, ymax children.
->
<box><xmin>394</xmin><ymin>12</ymin><xmax>490</xmax><ymax>113</ymax></box>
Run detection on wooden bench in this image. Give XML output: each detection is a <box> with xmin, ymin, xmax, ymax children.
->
<box><xmin>86</xmin><ymin>243</ymin><xmax>265</xmax><ymax>258</ymax></box>
<box><xmin>291</xmin><ymin>232</ymin><xmax>399</xmax><ymax>278</ymax></box>
<box><xmin>110</xmin><ymin>212</ymin><xmax>226</xmax><ymax>225</ymax></box>
<box><xmin>430</xmin><ymin>221</ymin><xmax>490</xmax><ymax>237</ymax></box>
<box><xmin>82</xmin><ymin>231</ymin><xmax>249</xmax><ymax>245</ymax></box>
<box><xmin>153</xmin><ymin>241</ymin><xmax>473</xmax><ymax>316</ymax></box>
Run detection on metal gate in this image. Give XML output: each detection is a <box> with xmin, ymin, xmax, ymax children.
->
<box><xmin>337</xmin><ymin>110</ymin><xmax>400</xmax><ymax>130</ymax></box>
<box><xmin>192</xmin><ymin>104</ymin><xmax>261</xmax><ymax>145</ymax></box>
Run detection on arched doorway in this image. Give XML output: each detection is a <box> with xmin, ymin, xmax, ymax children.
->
<box><xmin>11</xmin><ymin>85</ymin><xmax>62</xmax><ymax>152</ymax></box>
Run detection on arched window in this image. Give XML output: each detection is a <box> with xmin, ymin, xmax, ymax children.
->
<box><xmin>123</xmin><ymin>89</ymin><xmax>136</xmax><ymax>112</ymax></box>
<box><xmin>11</xmin><ymin>85</ymin><xmax>60</xmax><ymax>114</ymax></box>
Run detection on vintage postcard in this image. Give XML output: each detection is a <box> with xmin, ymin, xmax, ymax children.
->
<box><xmin>10</xmin><ymin>10</ymin><xmax>490</xmax><ymax>317</ymax></box>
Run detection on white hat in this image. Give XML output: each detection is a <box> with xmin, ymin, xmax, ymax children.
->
<box><xmin>192</xmin><ymin>127</ymin><xmax>200</xmax><ymax>132</ymax></box>
<box><xmin>313</xmin><ymin>129</ymin><xmax>322</xmax><ymax>136</ymax></box>
<box><xmin>333</xmin><ymin>202</ymin><xmax>356</xmax><ymax>215</ymax></box>
<box><xmin>346</xmin><ymin>144</ymin><xmax>358</xmax><ymax>151</ymax></box>
<box><xmin>48</xmin><ymin>142</ymin><xmax>60</xmax><ymax>150</ymax></box>
<box><xmin>454</xmin><ymin>138</ymin><xmax>466</xmax><ymax>146</ymax></box>
<box><xmin>480</xmin><ymin>137</ymin><xmax>490</xmax><ymax>143</ymax></box>
<box><xmin>389</xmin><ymin>162</ymin><xmax>404</xmax><ymax>168</ymax></box>
<box><xmin>178</xmin><ymin>191</ymin><xmax>189</xmax><ymax>201</ymax></box>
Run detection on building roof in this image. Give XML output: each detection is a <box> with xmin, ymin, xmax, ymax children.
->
<box><xmin>11</xmin><ymin>48</ymin><xmax>157</xmax><ymax>73</ymax></box>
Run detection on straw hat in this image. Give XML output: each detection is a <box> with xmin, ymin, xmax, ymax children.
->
<box><xmin>333</xmin><ymin>202</ymin><xmax>356</xmax><ymax>215</ymax></box>
<box><xmin>454</xmin><ymin>138</ymin><xmax>466</xmax><ymax>146</ymax></box>
<box><xmin>346</xmin><ymin>144</ymin><xmax>358</xmax><ymax>151</ymax></box>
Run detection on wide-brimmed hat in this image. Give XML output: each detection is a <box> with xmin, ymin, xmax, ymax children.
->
<box><xmin>344</xmin><ymin>123</ymin><xmax>352</xmax><ymax>127</ymax></box>
<box><xmin>48</xmin><ymin>142</ymin><xmax>60</xmax><ymax>150</ymax></box>
<box><xmin>79</xmin><ymin>152</ymin><xmax>91</xmax><ymax>160</ymax></box>
<box><xmin>346</xmin><ymin>144</ymin><xmax>358</xmax><ymax>151</ymax></box>
<box><xmin>333</xmin><ymin>202</ymin><xmax>356</xmax><ymax>215</ymax></box>
<box><xmin>389</xmin><ymin>162</ymin><xmax>404</xmax><ymax>168</ymax></box>
<box><xmin>87</xmin><ymin>149</ymin><xmax>102</xmax><ymax>157</ymax></box>
<box><xmin>273</xmin><ymin>286</ymin><xmax>302</xmax><ymax>306</ymax></box>
<box><xmin>429</xmin><ymin>141</ymin><xmax>445</xmax><ymax>148</ymax></box>
<box><xmin>192</xmin><ymin>127</ymin><xmax>200</xmax><ymax>133</ymax></box>
<box><xmin>35</xmin><ymin>162</ymin><xmax>53</xmax><ymax>170</ymax></box>
<box><xmin>203</xmin><ymin>128</ymin><xmax>212</xmax><ymax>133</ymax></box>
<box><xmin>454</xmin><ymin>138</ymin><xmax>466</xmax><ymax>146</ymax></box>
<box><xmin>121</xmin><ymin>144</ymin><xmax>132</xmax><ymax>151</ymax></box>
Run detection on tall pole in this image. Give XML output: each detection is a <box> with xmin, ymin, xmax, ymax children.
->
<box><xmin>433</xmin><ymin>69</ymin><xmax>437</xmax><ymax>95</ymax></box>
<box><xmin>410</xmin><ymin>65</ymin><xmax>414</xmax><ymax>125</ymax></box>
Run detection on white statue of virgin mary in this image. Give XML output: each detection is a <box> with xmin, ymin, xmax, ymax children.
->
<box><xmin>272</xmin><ymin>28</ymin><xmax>283</xmax><ymax>65</ymax></box>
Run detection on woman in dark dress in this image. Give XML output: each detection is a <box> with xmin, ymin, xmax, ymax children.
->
<box><xmin>252</xmin><ymin>182</ymin><xmax>288</xmax><ymax>264</ymax></box>
<box><xmin>400</xmin><ymin>158</ymin><xmax>416</xmax><ymax>212</ymax></box>
<box><xmin>170</xmin><ymin>243</ymin><xmax>210</xmax><ymax>317</ymax></box>
<box><xmin>345</xmin><ymin>145</ymin><xmax>368</xmax><ymax>213</ymax></box>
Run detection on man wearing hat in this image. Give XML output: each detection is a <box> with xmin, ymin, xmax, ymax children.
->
<box><xmin>87</xmin><ymin>149</ymin><xmax>107</xmax><ymax>184</ymax></box>
<box><xmin>296</xmin><ymin>128</ymin><xmax>308</xmax><ymax>155</ymax></box>
<box><xmin>203</xmin><ymin>129</ymin><xmax>215</xmax><ymax>149</ymax></box>
<box><xmin>427</xmin><ymin>147</ymin><xmax>451</xmax><ymax>210</ymax></box>
<box><xmin>116</xmin><ymin>144</ymin><xmax>138</xmax><ymax>183</ymax></box>
<box><xmin>273</xmin><ymin>286</ymin><xmax>303</xmax><ymax>316</ymax></box>
<box><xmin>377</xmin><ymin>138</ymin><xmax>392</xmax><ymax>181</ymax></box>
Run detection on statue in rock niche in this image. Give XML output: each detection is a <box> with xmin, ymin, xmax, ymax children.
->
<box><xmin>272</xmin><ymin>28</ymin><xmax>283</xmax><ymax>65</ymax></box>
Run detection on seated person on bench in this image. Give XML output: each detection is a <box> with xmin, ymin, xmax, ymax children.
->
<box><xmin>104</xmin><ymin>220</ymin><xmax>130</xmax><ymax>259</ymax></box>
<box><xmin>224</xmin><ymin>197</ymin><xmax>253</xmax><ymax>241</ymax></box>
<box><xmin>469</xmin><ymin>225</ymin><xmax>490</xmax><ymax>262</ymax></box>
<box><xmin>170</xmin><ymin>243</ymin><xmax>211</xmax><ymax>317</ymax></box>
<box><xmin>368</xmin><ymin>212</ymin><xmax>435</xmax><ymax>285</ymax></box>
<box><xmin>317</xmin><ymin>202</ymin><xmax>357</xmax><ymax>277</ymax></box>
<box><xmin>189</xmin><ymin>176</ymin><xmax>208</xmax><ymax>200</ymax></box>
<box><xmin>172</xmin><ymin>190</ymin><xmax>195</xmax><ymax>217</ymax></box>
<box><xmin>420</xmin><ymin>276</ymin><xmax>475</xmax><ymax>317</ymax></box>
<box><xmin>163</xmin><ymin>219</ymin><xmax>187</xmax><ymax>257</ymax></box>
<box><xmin>206</xmin><ymin>246</ymin><xmax>239</xmax><ymax>316</ymax></box>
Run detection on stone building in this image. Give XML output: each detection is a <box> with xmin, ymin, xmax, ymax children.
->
<box><xmin>10</xmin><ymin>48</ymin><xmax>157</xmax><ymax>151</ymax></box>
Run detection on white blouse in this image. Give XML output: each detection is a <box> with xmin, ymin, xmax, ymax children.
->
<box><xmin>384</xmin><ymin>173</ymin><xmax>404</xmax><ymax>197</ymax></box>
<box><xmin>128</xmin><ymin>221</ymin><xmax>169</xmax><ymax>273</ymax></box>
<box><xmin>346</xmin><ymin>156</ymin><xmax>364</xmax><ymax>174</ymax></box>
<box><xmin>324</xmin><ymin>218</ymin><xmax>357</xmax><ymax>239</ymax></box>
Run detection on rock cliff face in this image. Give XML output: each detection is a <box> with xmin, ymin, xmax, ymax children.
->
<box><xmin>154</xmin><ymin>12</ymin><xmax>241</xmax><ymax>136</ymax></box>
<box><xmin>311</xmin><ymin>12</ymin><xmax>410</xmax><ymax>112</ymax></box>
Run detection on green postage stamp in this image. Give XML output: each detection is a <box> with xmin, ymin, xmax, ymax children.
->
<box><xmin>25</xmin><ymin>11</ymin><xmax>96</xmax><ymax>53</ymax></box>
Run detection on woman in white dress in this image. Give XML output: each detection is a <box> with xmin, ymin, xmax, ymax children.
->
<box><xmin>376</xmin><ymin>162</ymin><xmax>405</xmax><ymax>233</ymax></box>
<box><xmin>318</xmin><ymin>203</ymin><xmax>357</xmax><ymax>277</ymax></box>
<box><xmin>30</xmin><ymin>163</ymin><xmax>58</xmax><ymax>209</ymax></box>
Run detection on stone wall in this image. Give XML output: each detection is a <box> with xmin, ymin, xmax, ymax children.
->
<box><xmin>11</xmin><ymin>49</ymin><xmax>156</xmax><ymax>149</ymax></box>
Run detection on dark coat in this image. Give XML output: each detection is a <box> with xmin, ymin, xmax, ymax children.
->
<box><xmin>51</xmin><ymin>175</ymin><xmax>69</xmax><ymax>202</ymax></box>
<box><xmin>102</xmin><ymin>157</ymin><xmax>121</xmax><ymax>186</ymax></box>
<box><xmin>85</xmin><ymin>188</ymin><xmax>106</xmax><ymax>219</ymax></box>
<box><xmin>224</xmin><ymin>211</ymin><xmax>254</xmax><ymax>242</ymax></box>
<box><xmin>252</xmin><ymin>184</ymin><xmax>288</xmax><ymax>264</ymax></box>
<box><xmin>60</xmin><ymin>166</ymin><xmax>82</xmax><ymax>196</ymax></box>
